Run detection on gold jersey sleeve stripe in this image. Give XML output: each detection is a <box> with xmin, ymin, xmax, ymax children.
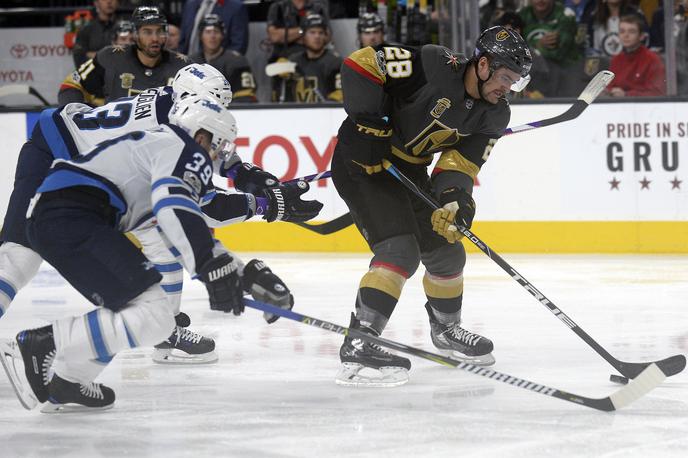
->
<box><xmin>390</xmin><ymin>145</ymin><xmax>433</xmax><ymax>165</ymax></box>
<box><xmin>434</xmin><ymin>149</ymin><xmax>480</xmax><ymax>179</ymax></box>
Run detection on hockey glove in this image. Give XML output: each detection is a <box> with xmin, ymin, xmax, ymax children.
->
<box><xmin>233</xmin><ymin>163</ymin><xmax>280</xmax><ymax>196</ymax></box>
<box><xmin>263</xmin><ymin>180</ymin><xmax>324</xmax><ymax>223</ymax></box>
<box><xmin>198</xmin><ymin>253</ymin><xmax>244</xmax><ymax>315</ymax></box>
<box><xmin>431</xmin><ymin>187</ymin><xmax>476</xmax><ymax>244</ymax></box>
<box><xmin>242</xmin><ymin>259</ymin><xmax>294</xmax><ymax>324</ymax></box>
<box><xmin>339</xmin><ymin>115</ymin><xmax>391</xmax><ymax>175</ymax></box>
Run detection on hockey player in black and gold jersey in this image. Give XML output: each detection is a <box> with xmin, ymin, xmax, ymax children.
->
<box><xmin>332</xmin><ymin>27</ymin><xmax>533</xmax><ymax>387</ymax></box>
<box><xmin>190</xmin><ymin>14</ymin><xmax>257</xmax><ymax>103</ymax></box>
<box><xmin>277</xmin><ymin>14</ymin><xmax>342</xmax><ymax>103</ymax></box>
<box><xmin>58</xmin><ymin>6</ymin><xmax>192</xmax><ymax>106</ymax></box>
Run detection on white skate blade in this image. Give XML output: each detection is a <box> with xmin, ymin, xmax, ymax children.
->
<box><xmin>438</xmin><ymin>349</ymin><xmax>495</xmax><ymax>366</ymax></box>
<box><xmin>335</xmin><ymin>363</ymin><xmax>409</xmax><ymax>388</ymax></box>
<box><xmin>0</xmin><ymin>339</ymin><xmax>38</xmax><ymax>410</ymax></box>
<box><xmin>40</xmin><ymin>402</ymin><xmax>114</xmax><ymax>414</ymax></box>
<box><xmin>152</xmin><ymin>348</ymin><xmax>218</xmax><ymax>365</ymax></box>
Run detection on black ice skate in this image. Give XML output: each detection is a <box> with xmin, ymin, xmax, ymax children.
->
<box><xmin>425</xmin><ymin>303</ymin><xmax>495</xmax><ymax>366</ymax></box>
<box><xmin>153</xmin><ymin>313</ymin><xmax>217</xmax><ymax>364</ymax></box>
<box><xmin>335</xmin><ymin>314</ymin><xmax>411</xmax><ymax>387</ymax></box>
<box><xmin>41</xmin><ymin>374</ymin><xmax>115</xmax><ymax>413</ymax></box>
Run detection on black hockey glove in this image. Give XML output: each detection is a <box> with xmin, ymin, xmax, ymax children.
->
<box><xmin>431</xmin><ymin>187</ymin><xmax>476</xmax><ymax>244</ymax></box>
<box><xmin>242</xmin><ymin>259</ymin><xmax>294</xmax><ymax>324</ymax></box>
<box><xmin>198</xmin><ymin>253</ymin><xmax>244</xmax><ymax>315</ymax></box>
<box><xmin>233</xmin><ymin>163</ymin><xmax>280</xmax><ymax>196</ymax></box>
<box><xmin>339</xmin><ymin>115</ymin><xmax>391</xmax><ymax>175</ymax></box>
<box><xmin>263</xmin><ymin>180</ymin><xmax>324</xmax><ymax>223</ymax></box>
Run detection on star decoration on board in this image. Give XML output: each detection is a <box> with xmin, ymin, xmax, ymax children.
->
<box><xmin>639</xmin><ymin>176</ymin><xmax>651</xmax><ymax>190</ymax></box>
<box><xmin>444</xmin><ymin>49</ymin><xmax>460</xmax><ymax>70</ymax></box>
<box><xmin>609</xmin><ymin>177</ymin><xmax>620</xmax><ymax>190</ymax></box>
<box><xmin>670</xmin><ymin>176</ymin><xmax>682</xmax><ymax>190</ymax></box>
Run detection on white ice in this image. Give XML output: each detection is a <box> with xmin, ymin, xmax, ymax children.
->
<box><xmin>0</xmin><ymin>253</ymin><xmax>686</xmax><ymax>457</ymax></box>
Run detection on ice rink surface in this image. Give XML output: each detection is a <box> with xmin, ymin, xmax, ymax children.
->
<box><xmin>0</xmin><ymin>252</ymin><xmax>686</xmax><ymax>457</ymax></box>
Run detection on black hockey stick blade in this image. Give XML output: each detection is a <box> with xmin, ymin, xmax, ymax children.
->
<box><xmin>382</xmin><ymin>159</ymin><xmax>686</xmax><ymax>382</ymax></box>
<box><xmin>292</xmin><ymin>212</ymin><xmax>353</xmax><ymax>235</ymax></box>
<box><xmin>243</xmin><ymin>299</ymin><xmax>666</xmax><ymax>411</ymax></box>
<box><xmin>504</xmin><ymin>70</ymin><xmax>615</xmax><ymax>136</ymax></box>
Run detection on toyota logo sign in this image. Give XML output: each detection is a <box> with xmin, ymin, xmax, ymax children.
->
<box><xmin>10</xmin><ymin>44</ymin><xmax>29</xmax><ymax>59</ymax></box>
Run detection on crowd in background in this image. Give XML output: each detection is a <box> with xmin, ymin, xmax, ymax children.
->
<box><xmin>5</xmin><ymin>0</ymin><xmax>688</xmax><ymax>103</ymax></box>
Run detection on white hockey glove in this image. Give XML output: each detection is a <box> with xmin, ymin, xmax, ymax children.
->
<box><xmin>242</xmin><ymin>259</ymin><xmax>294</xmax><ymax>324</ymax></box>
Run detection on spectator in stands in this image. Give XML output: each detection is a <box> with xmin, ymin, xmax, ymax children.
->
<box><xmin>357</xmin><ymin>12</ymin><xmax>385</xmax><ymax>48</ymax></box>
<box><xmin>167</xmin><ymin>20</ymin><xmax>182</xmax><ymax>52</ymax></box>
<box><xmin>649</xmin><ymin>0</ymin><xmax>688</xmax><ymax>50</ymax></box>
<box><xmin>606</xmin><ymin>14</ymin><xmax>666</xmax><ymax>96</ymax></box>
<box><xmin>112</xmin><ymin>19</ymin><xmax>134</xmax><ymax>46</ymax></box>
<box><xmin>190</xmin><ymin>14</ymin><xmax>257</xmax><ymax>102</ymax></box>
<box><xmin>678</xmin><ymin>6</ymin><xmax>688</xmax><ymax>94</ymax></box>
<box><xmin>266</xmin><ymin>0</ymin><xmax>329</xmax><ymax>62</ymax></box>
<box><xmin>277</xmin><ymin>14</ymin><xmax>342</xmax><ymax>103</ymax></box>
<box><xmin>584</xmin><ymin>0</ymin><xmax>647</xmax><ymax>57</ymax></box>
<box><xmin>72</xmin><ymin>0</ymin><xmax>119</xmax><ymax>68</ymax></box>
<box><xmin>520</xmin><ymin>0</ymin><xmax>583</xmax><ymax>97</ymax></box>
<box><xmin>179</xmin><ymin>0</ymin><xmax>249</xmax><ymax>55</ymax></box>
<box><xmin>58</xmin><ymin>6</ymin><xmax>190</xmax><ymax>106</ymax></box>
<box><xmin>479</xmin><ymin>1</ymin><xmax>522</xmax><ymax>31</ymax></box>
<box><xmin>564</xmin><ymin>0</ymin><xmax>596</xmax><ymax>22</ymax></box>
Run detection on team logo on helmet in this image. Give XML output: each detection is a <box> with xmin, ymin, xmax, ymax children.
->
<box><xmin>120</xmin><ymin>72</ymin><xmax>135</xmax><ymax>89</ymax></box>
<box><xmin>430</xmin><ymin>98</ymin><xmax>451</xmax><ymax>119</ymax></box>
<box><xmin>496</xmin><ymin>29</ymin><xmax>509</xmax><ymax>41</ymax></box>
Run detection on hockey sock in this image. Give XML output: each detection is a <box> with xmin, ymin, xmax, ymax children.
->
<box><xmin>355</xmin><ymin>263</ymin><xmax>408</xmax><ymax>333</ymax></box>
<box><xmin>0</xmin><ymin>243</ymin><xmax>43</xmax><ymax>318</ymax></box>
<box><xmin>423</xmin><ymin>271</ymin><xmax>463</xmax><ymax>323</ymax></box>
<box><xmin>51</xmin><ymin>285</ymin><xmax>175</xmax><ymax>383</ymax></box>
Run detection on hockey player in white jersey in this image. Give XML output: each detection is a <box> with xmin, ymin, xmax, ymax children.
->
<box><xmin>0</xmin><ymin>63</ymin><xmax>312</xmax><ymax>367</ymax></box>
<box><xmin>1</xmin><ymin>95</ymin><xmax>305</xmax><ymax>412</ymax></box>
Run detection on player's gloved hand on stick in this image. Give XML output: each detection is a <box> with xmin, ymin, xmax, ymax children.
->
<box><xmin>431</xmin><ymin>186</ymin><xmax>476</xmax><ymax>244</ymax></box>
<box><xmin>231</xmin><ymin>162</ymin><xmax>280</xmax><ymax>196</ymax></box>
<box><xmin>263</xmin><ymin>180</ymin><xmax>324</xmax><ymax>222</ymax></box>
<box><xmin>340</xmin><ymin>115</ymin><xmax>391</xmax><ymax>175</ymax></box>
<box><xmin>199</xmin><ymin>253</ymin><xmax>244</xmax><ymax>315</ymax></box>
<box><xmin>242</xmin><ymin>259</ymin><xmax>294</xmax><ymax>324</ymax></box>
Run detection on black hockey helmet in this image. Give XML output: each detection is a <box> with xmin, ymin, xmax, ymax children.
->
<box><xmin>199</xmin><ymin>13</ymin><xmax>224</xmax><ymax>34</ymax></box>
<box><xmin>474</xmin><ymin>26</ymin><xmax>532</xmax><ymax>79</ymax></box>
<box><xmin>132</xmin><ymin>6</ymin><xmax>168</xmax><ymax>30</ymax></box>
<box><xmin>114</xmin><ymin>19</ymin><xmax>135</xmax><ymax>37</ymax></box>
<box><xmin>357</xmin><ymin>12</ymin><xmax>385</xmax><ymax>34</ymax></box>
<box><xmin>301</xmin><ymin>13</ymin><xmax>328</xmax><ymax>32</ymax></box>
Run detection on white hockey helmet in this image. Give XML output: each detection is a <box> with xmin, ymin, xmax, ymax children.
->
<box><xmin>168</xmin><ymin>95</ymin><xmax>238</xmax><ymax>171</ymax></box>
<box><xmin>172</xmin><ymin>63</ymin><xmax>233</xmax><ymax>108</ymax></box>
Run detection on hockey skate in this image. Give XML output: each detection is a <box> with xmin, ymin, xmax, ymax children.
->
<box><xmin>335</xmin><ymin>314</ymin><xmax>411</xmax><ymax>387</ymax></box>
<box><xmin>425</xmin><ymin>303</ymin><xmax>495</xmax><ymax>366</ymax></box>
<box><xmin>0</xmin><ymin>338</ymin><xmax>38</xmax><ymax>410</ymax></box>
<box><xmin>153</xmin><ymin>313</ymin><xmax>217</xmax><ymax>364</ymax></box>
<box><xmin>41</xmin><ymin>374</ymin><xmax>115</xmax><ymax>413</ymax></box>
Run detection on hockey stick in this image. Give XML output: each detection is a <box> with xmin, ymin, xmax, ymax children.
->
<box><xmin>503</xmin><ymin>70</ymin><xmax>614</xmax><ymax>136</ymax></box>
<box><xmin>244</xmin><ymin>298</ymin><xmax>666</xmax><ymax>411</ymax></box>
<box><xmin>283</xmin><ymin>171</ymin><xmax>354</xmax><ymax>235</ymax></box>
<box><xmin>292</xmin><ymin>213</ymin><xmax>353</xmax><ymax>235</ymax></box>
<box><xmin>283</xmin><ymin>170</ymin><xmax>332</xmax><ymax>184</ymax></box>
<box><xmin>382</xmin><ymin>159</ymin><xmax>687</xmax><ymax>381</ymax></box>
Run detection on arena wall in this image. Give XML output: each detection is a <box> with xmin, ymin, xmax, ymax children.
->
<box><xmin>1</xmin><ymin>101</ymin><xmax>686</xmax><ymax>253</ymax></box>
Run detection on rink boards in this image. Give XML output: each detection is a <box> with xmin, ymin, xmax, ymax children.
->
<box><xmin>0</xmin><ymin>102</ymin><xmax>686</xmax><ymax>253</ymax></box>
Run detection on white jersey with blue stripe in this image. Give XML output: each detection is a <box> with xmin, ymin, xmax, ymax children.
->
<box><xmin>39</xmin><ymin>86</ymin><xmax>173</xmax><ymax>160</ymax></box>
<box><xmin>37</xmin><ymin>125</ymin><xmax>222</xmax><ymax>276</ymax></box>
